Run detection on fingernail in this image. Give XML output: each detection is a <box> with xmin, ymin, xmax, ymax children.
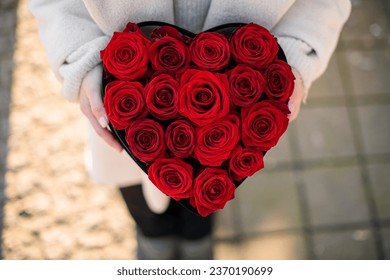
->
<box><xmin>99</xmin><ymin>116</ymin><xmax>108</xmax><ymax>128</ymax></box>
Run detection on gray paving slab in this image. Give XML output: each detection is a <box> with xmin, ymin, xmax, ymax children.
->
<box><xmin>263</xmin><ymin>131</ymin><xmax>293</xmax><ymax>169</ymax></box>
<box><xmin>367</xmin><ymin>163</ymin><xmax>390</xmax><ymax>220</ymax></box>
<box><xmin>294</xmin><ymin>107</ymin><xmax>357</xmax><ymax>161</ymax></box>
<box><xmin>214</xmin><ymin>195</ymin><xmax>240</xmax><ymax>239</ymax></box>
<box><xmin>215</xmin><ymin>232</ymin><xmax>307</xmax><ymax>260</ymax></box>
<box><xmin>312</xmin><ymin>228</ymin><xmax>377</xmax><ymax>259</ymax></box>
<box><xmin>302</xmin><ymin>166</ymin><xmax>370</xmax><ymax>226</ymax></box>
<box><xmin>0</xmin><ymin>0</ymin><xmax>19</xmax><ymax>9</ymax></box>
<box><xmin>356</xmin><ymin>104</ymin><xmax>390</xmax><ymax>155</ymax></box>
<box><xmin>240</xmin><ymin>233</ymin><xmax>307</xmax><ymax>260</ymax></box>
<box><xmin>340</xmin><ymin>0</ymin><xmax>390</xmax><ymax>49</ymax></box>
<box><xmin>214</xmin><ymin>241</ymin><xmax>241</xmax><ymax>260</ymax></box>
<box><xmin>236</xmin><ymin>171</ymin><xmax>302</xmax><ymax>234</ymax></box>
<box><xmin>381</xmin><ymin>227</ymin><xmax>390</xmax><ymax>259</ymax></box>
<box><xmin>343</xmin><ymin>50</ymin><xmax>390</xmax><ymax>96</ymax></box>
<box><xmin>310</xmin><ymin>56</ymin><xmax>346</xmax><ymax>99</ymax></box>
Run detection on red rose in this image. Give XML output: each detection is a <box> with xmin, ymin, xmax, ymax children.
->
<box><xmin>190</xmin><ymin>168</ymin><xmax>236</xmax><ymax>217</ymax></box>
<box><xmin>126</xmin><ymin>119</ymin><xmax>166</xmax><ymax>163</ymax></box>
<box><xmin>144</xmin><ymin>74</ymin><xmax>180</xmax><ymax>120</ymax></box>
<box><xmin>150</xmin><ymin>25</ymin><xmax>192</xmax><ymax>45</ymax></box>
<box><xmin>241</xmin><ymin>100</ymin><xmax>289</xmax><ymax>151</ymax></box>
<box><xmin>148</xmin><ymin>157</ymin><xmax>193</xmax><ymax>201</ymax></box>
<box><xmin>230</xmin><ymin>23</ymin><xmax>278</xmax><ymax>70</ymax></box>
<box><xmin>166</xmin><ymin>119</ymin><xmax>195</xmax><ymax>158</ymax></box>
<box><xmin>228</xmin><ymin>65</ymin><xmax>266</xmax><ymax>107</ymax></box>
<box><xmin>265</xmin><ymin>59</ymin><xmax>295</xmax><ymax>102</ymax></box>
<box><xmin>149</xmin><ymin>36</ymin><xmax>190</xmax><ymax>73</ymax></box>
<box><xmin>151</xmin><ymin>25</ymin><xmax>185</xmax><ymax>42</ymax></box>
<box><xmin>100</xmin><ymin>31</ymin><xmax>150</xmax><ymax>80</ymax></box>
<box><xmin>122</xmin><ymin>22</ymin><xmax>149</xmax><ymax>40</ymax></box>
<box><xmin>190</xmin><ymin>32</ymin><xmax>230</xmax><ymax>71</ymax></box>
<box><xmin>179</xmin><ymin>69</ymin><xmax>230</xmax><ymax>126</ymax></box>
<box><xmin>229</xmin><ymin>146</ymin><xmax>264</xmax><ymax>181</ymax></box>
<box><xmin>103</xmin><ymin>80</ymin><xmax>146</xmax><ymax>130</ymax></box>
<box><xmin>194</xmin><ymin>114</ymin><xmax>240</xmax><ymax>166</ymax></box>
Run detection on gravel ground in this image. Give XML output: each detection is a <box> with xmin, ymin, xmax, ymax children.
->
<box><xmin>2</xmin><ymin>0</ymin><xmax>136</xmax><ymax>260</ymax></box>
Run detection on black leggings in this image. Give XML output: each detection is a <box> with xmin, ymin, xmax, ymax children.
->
<box><xmin>119</xmin><ymin>185</ymin><xmax>213</xmax><ymax>240</ymax></box>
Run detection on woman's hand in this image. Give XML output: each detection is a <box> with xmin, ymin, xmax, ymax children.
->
<box><xmin>79</xmin><ymin>65</ymin><xmax>123</xmax><ymax>152</ymax></box>
<box><xmin>288</xmin><ymin>69</ymin><xmax>305</xmax><ymax>122</ymax></box>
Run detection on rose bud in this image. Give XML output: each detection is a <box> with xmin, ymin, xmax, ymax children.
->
<box><xmin>194</xmin><ymin>114</ymin><xmax>240</xmax><ymax>167</ymax></box>
<box><xmin>148</xmin><ymin>157</ymin><xmax>193</xmax><ymax>201</ymax></box>
<box><xmin>241</xmin><ymin>100</ymin><xmax>289</xmax><ymax>151</ymax></box>
<box><xmin>190</xmin><ymin>168</ymin><xmax>236</xmax><ymax>217</ymax></box>
<box><xmin>229</xmin><ymin>146</ymin><xmax>264</xmax><ymax>181</ymax></box>
<box><xmin>166</xmin><ymin>119</ymin><xmax>196</xmax><ymax>158</ymax></box>
<box><xmin>100</xmin><ymin>31</ymin><xmax>150</xmax><ymax>80</ymax></box>
<box><xmin>103</xmin><ymin>80</ymin><xmax>147</xmax><ymax>130</ymax></box>
<box><xmin>230</xmin><ymin>23</ymin><xmax>278</xmax><ymax>70</ymax></box>
<box><xmin>144</xmin><ymin>74</ymin><xmax>180</xmax><ymax>120</ymax></box>
<box><xmin>179</xmin><ymin>69</ymin><xmax>230</xmax><ymax>126</ymax></box>
<box><xmin>190</xmin><ymin>32</ymin><xmax>230</xmax><ymax>71</ymax></box>
<box><xmin>228</xmin><ymin>65</ymin><xmax>266</xmax><ymax>107</ymax></box>
<box><xmin>149</xmin><ymin>36</ymin><xmax>190</xmax><ymax>73</ymax></box>
<box><xmin>264</xmin><ymin>59</ymin><xmax>295</xmax><ymax>103</ymax></box>
<box><xmin>122</xmin><ymin>22</ymin><xmax>149</xmax><ymax>40</ymax></box>
<box><xmin>151</xmin><ymin>25</ymin><xmax>185</xmax><ymax>42</ymax></box>
<box><xmin>126</xmin><ymin>119</ymin><xmax>166</xmax><ymax>163</ymax></box>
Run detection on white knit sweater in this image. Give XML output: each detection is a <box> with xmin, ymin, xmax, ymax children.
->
<box><xmin>29</xmin><ymin>0</ymin><xmax>351</xmax><ymax>102</ymax></box>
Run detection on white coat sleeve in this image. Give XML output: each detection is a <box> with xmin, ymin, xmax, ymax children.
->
<box><xmin>28</xmin><ymin>0</ymin><xmax>110</xmax><ymax>102</ymax></box>
<box><xmin>272</xmin><ymin>0</ymin><xmax>351</xmax><ymax>94</ymax></box>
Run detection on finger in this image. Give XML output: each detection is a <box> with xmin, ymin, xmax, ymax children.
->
<box><xmin>287</xmin><ymin>90</ymin><xmax>300</xmax><ymax>121</ymax></box>
<box><xmin>288</xmin><ymin>73</ymin><xmax>305</xmax><ymax>122</ymax></box>
<box><xmin>88</xmin><ymin>89</ymin><xmax>108</xmax><ymax>128</ymax></box>
<box><xmin>81</xmin><ymin>100</ymin><xmax>123</xmax><ymax>152</ymax></box>
<box><xmin>82</xmin><ymin>66</ymin><xmax>108</xmax><ymax>128</ymax></box>
<box><xmin>92</xmin><ymin>119</ymin><xmax>123</xmax><ymax>153</ymax></box>
<box><xmin>90</xmin><ymin>113</ymin><xmax>123</xmax><ymax>152</ymax></box>
<box><xmin>288</xmin><ymin>99</ymin><xmax>299</xmax><ymax>121</ymax></box>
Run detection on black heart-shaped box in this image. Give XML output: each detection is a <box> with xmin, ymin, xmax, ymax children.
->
<box><xmin>101</xmin><ymin>21</ymin><xmax>287</xmax><ymax>215</ymax></box>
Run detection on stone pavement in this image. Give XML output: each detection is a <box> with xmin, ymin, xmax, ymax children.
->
<box><xmin>1</xmin><ymin>0</ymin><xmax>390</xmax><ymax>259</ymax></box>
<box><xmin>0</xmin><ymin>0</ymin><xmax>18</xmax><ymax>259</ymax></box>
<box><xmin>2</xmin><ymin>0</ymin><xmax>135</xmax><ymax>260</ymax></box>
